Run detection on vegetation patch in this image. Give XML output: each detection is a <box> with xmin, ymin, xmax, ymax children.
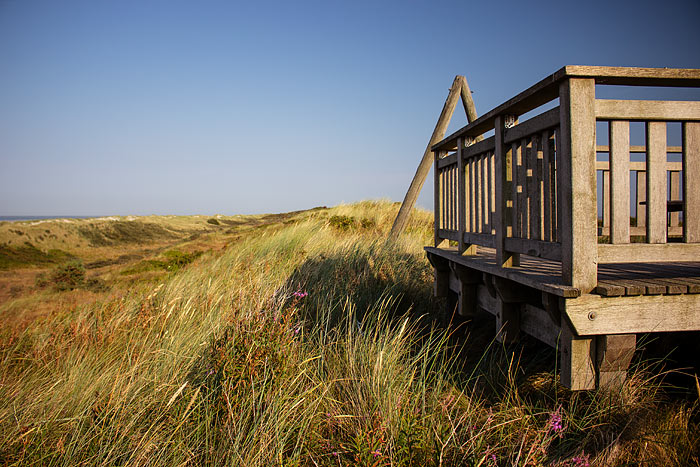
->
<box><xmin>206</xmin><ymin>218</ymin><xmax>220</xmax><ymax>226</ymax></box>
<box><xmin>0</xmin><ymin>242</ymin><xmax>74</xmax><ymax>269</ymax></box>
<box><xmin>77</xmin><ymin>221</ymin><xmax>179</xmax><ymax>247</ymax></box>
<box><xmin>120</xmin><ymin>249</ymin><xmax>202</xmax><ymax>275</ymax></box>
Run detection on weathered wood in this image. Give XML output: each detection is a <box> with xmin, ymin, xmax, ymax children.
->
<box><xmin>595</xmin><ymin>161</ymin><xmax>682</xmax><ymax>171</ymax></box>
<box><xmin>636</xmin><ymin>171</ymin><xmax>646</xmax><ymax>228</ymax></box>
<box><xmin>684</xmin><ymin>122</ymin><xmax>700</xmax><ymax>242</ymax></box>
<box><xmin>425</xmin><ymin>246</ymin><xmax>579</xmax><ymax>297</ymax></box>
<box><xmin>529</xmin><ymin>134</ymin><xmax>542</xmax><ymax>240</ymax></box>
<box><xmin>542</xmin><ymin>130</ymin><xmax>552</xmax><ymax>241</ymax></box>
<box><xmin>646</xmin><ymin>122</ymin><xmax>667</xmax><ymax>243</ymax></box>
<box><xmin>503</xmin><ymin>107</ymin><xmax>560</xmax><ymax>145</ymax></box>
<box><xmin>495</xmin><ymin>115</ymin><xmax>517</xmax><ymax>267</ymax></box>
<box><xmin>457</xmin><ymin>138</ymin><xmax>466</xmax><ymax>253</ymax></box>
<box><xmin>560</xmin><ymin>320</ymin><xmax>596</xmax><ymax>390</ymax></box>
<box><xmin>426</xmin><ymin>252</ymin><xmax>450</xmax><ymax>297</ymax></box>
<box><xmin>558</xmin><ymin>78</ymin><xmax>598</xmax><ymax>292</ymax></box>
<box><xmin>434</xmin><ymin>153</ymin><xmax>447</xmax><ymax>247</ymax></box>
<box><xmin>521</xmin><ymin>304</ymin><xmax>561</xmax><ymax>348</ymax></box>
<box><xmin>518</xmin><ymin>139</ymin><xmax>528</xmax><ymax>238</ymax></box>
<box><xmin>597</xmin><ymin>145</ymin><xmax>682</xmax><ymax>154</ymax></box>
<box><xmin>602</xmin><ymin>170</ymin><xmax>610</xmax><ymax>230</ymax></box>
<box><xmin>595</xmin><ymin>99</ymin><xmax>700</xmax><ymax>121</ymax></box>
<box><xmin>610</xmin><ymin>121</ymin><xmax>630</xmax><ymax>243</ymax></box>
<box><xmin>670</xmin><ymin>171</ymin><xmax>681</xmax><ymax>227</ymax></box>
<box><xmin>503</xmin><ymin>237</ymin><xmax>562</xmax><ymax>261</ymax></box>
<box><xmin>596</xmin><ymin>334</ymin><xmax>636</xmax><ymax>388</ymax></box>
<box><xmin>565</xmin><ymin>293</ymin><xmax>700</xmax><ymax>335</ymax></box>
<box><xmin>598</xmin><ymin>243</ymin><xmax>700</xmax><ymax>263</ymax></box>
<box><xmin>433</xmin><ymin>66</ymin><xmax>700</xmax><ymax>153</ymax></box>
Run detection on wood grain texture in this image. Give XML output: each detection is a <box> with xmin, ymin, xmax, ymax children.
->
<box><xmin>565</xmin><ymin>293</ymin><xmax>700</xmax><ymax>335</ymax></box>
<box><xmin>610</xmin><ymin>121</ymin><xmax>630</xmax><ymax>243</ymax></box>
<box><xmin>684</xmin><ymin>122</ymin><xmax>700</xmax><ymax>242</ymax></box>
<box><xmin>646</xmin><ymin>122</ymin><xmax>667</xmax><ymax>243</ymax></box>
<box><xmin>558</xmin><ymin>78</ymin><xmax>598</xmax><ymax>292</ymax></box>
<box><xmin>595</xmin><ymin>99</ymin><xmax>700</xmax><ymax>120</ymax></box>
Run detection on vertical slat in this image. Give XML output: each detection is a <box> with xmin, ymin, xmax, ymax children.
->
<box><xmin>552</xmin><ymin>130</ymin><xmax>559</xmax><ymax>241</ymax></box>
<box><xmin>558</xmin><ymin>78</ymin><xmax>598</xmax><ymax>292</ymax></box>
<box><xmin>451</xmin><ymin>167</ymin><xmax>456</xmax><ymax>230</ymax></box>
<box><xmin>610</xmin><ymin>120</ymin><xmax>630</xmax><ymax>243</ymax></box>
<box><xmin>488</xmin><ymin>152</ymin><xmax>495</xmax><ymax>234</ymax></box>
<box><xmin>465</xmin><ymin>159</ymin><xmax>471</xmax><ymax>232</ymax></box>
<box><xmin>684</xmin><ymin>122</ymin><xmax>700</xmax><ymax>242</ymax></box>
<box><xmin>469</xmin><ymin>158</ymin><xmax>475</xmax><ymax>233</ymax></box>
<box><xmin>434</xmin><ymin>154</ymin><xmax>442</xmax><ymax>246</ymax></box>
<box><xmin>647</xmin><ymin>122</ymin><xmax>667</xmax><ymax>243</ymax></box>
<box><xmin>519</xmin><ymin>138</ymin><xmax>529</xmax><ymax>238</ymax></box>
<box><xmin>474</xmin><ymin>157</ymin><xmax>480</xmax><ymax>232</ymax></box>
<box><xmin>457</xmin><ymin>139</ymin><xmax>466</xmax><ymax>252</ymax></box>
<box><xmin>602</xmin><ymin>171</ymin><xmax>610</xmax><ymax>231</ymax></box>
<box><xmin>542</xmin><ymin>130</ymin><xmax>552</xmax><ymax>241</ymax></box>
<box><xmin>495</xmin><ymin>116</ymin><xmax>517</xmax><ymax>267</ymax></box>
<box><xmin>511</xmin><ymin>142</ymin><xmax>520</xmax><ymax>238</ymax></box>
<box><xmin>529</xmin><ymin>134</ymin><xmax>542</xmax><ymax>240</ymax></box>
<box><xmin>482</xmin><ymin>154</ymin><xmax>488</xmax><ymax>233</ymax></box>
<box><xmin>636</xmin><ymin>171</ymin><xmax>646</xmax><ymax>228</ymax></box>
<box><xmin>669</xmin><ymin>171</ymin><xmax>680</xmax><ymax>227</ymax></box>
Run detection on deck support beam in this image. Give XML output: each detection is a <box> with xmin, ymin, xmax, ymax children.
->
<box><xmin>560</xmin><ymin>321</ymin><xmax>596</xmax><ymax>390</ymax></box>
<box><xmin>450</xmin><ymin>263</ymin><xmax>481</xmax><ymax>318</ymax></box>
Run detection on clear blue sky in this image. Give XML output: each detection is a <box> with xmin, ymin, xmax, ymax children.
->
<box><xmin>1</xmin><ymin>0</ymin><xmax>699</xmax><ymax>215</ymax></box>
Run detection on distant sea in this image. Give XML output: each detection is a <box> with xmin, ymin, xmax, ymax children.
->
<box><xmin>0</xmin><ymin>215</ymin><xmax>99</xmax><ymax>222</ymax></box>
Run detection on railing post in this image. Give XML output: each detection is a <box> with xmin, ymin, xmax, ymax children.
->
<box><xmin>558</xmin><ymin>78</ymin><xmax>598</xmax><ymax>293</ymax></box>
<box><xmin>494</xmin><ymin>115</ymin><xmax>517</xmax><ymax>267</ymax></box>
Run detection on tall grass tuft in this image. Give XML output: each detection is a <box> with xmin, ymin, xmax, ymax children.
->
<box><xmin>0</xmin><ymin>201</ymin><xmax>698</xmax><ymax>465</ymax></box>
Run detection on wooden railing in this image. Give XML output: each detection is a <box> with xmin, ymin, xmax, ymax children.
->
<box><xmin>432</xmin><ymin>66</ymin><xmax>700</xmax><ymax>293</ymax></box>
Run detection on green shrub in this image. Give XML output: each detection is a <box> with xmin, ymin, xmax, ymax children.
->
<box><xmin>50</xmin><ymin>260</ymin><xmax>85</xmax><ymax>291</ymax></box>
<box><xmin>207</xmin><ymin>218</ymin><xmax>221</xmax><ymax>226</ymax></box>
<box><xmin>328</xmin><ymin>215</ymin><xmax>355</xmax><ymax>231</ymax></box>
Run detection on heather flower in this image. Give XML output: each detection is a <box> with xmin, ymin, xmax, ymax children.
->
<box><xmin>570</xmin><ymin>454</ymin><xmax>591</xmax><ymax>466</ymax></box>
<box><xmin>372</xmin><ymin>449</ymin><xmax>381</xmax><ymax>458</ymax></box>
<box><xmin>548</xmin><ymin>409</ymin><xmax>564</xmax><ymax>433</ymax></box>
<box><xmin>292</xmin><ymin>291</ymin><xmax>308</xmax><ymax>298</ymax></box>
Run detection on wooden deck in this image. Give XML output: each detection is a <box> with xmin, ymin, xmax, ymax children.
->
<box><xmin>426</xmin><ymin>66</ymin><xmax>700</xmax><ymax>390</ymax></box>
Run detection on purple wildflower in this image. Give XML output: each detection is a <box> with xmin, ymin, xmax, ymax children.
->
<box><xmin>292</xmin><ymin>291</ymin><xmax>308</xmax><ymax>298</ymax></box>
<box><xmin>372</xmin><ymin>449</ymin><xmax>381</xmax><ymax>458</ymax></box>
<box><xmin>548</xmin><ymin>410</ymin><xmax>564</xmax><ymax>433</ymax></box>
<box><xmin>571</xmin><ymin>454</ymin><xmax>590</xmax><ymax>466</ymax></box>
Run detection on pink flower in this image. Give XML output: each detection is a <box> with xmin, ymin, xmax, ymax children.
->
<box><xmin>372</xmin><ymin>449</ymin><xmax>381</xmax><ymax>458</ymax></box>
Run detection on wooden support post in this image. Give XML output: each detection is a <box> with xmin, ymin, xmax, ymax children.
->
<box><xmin>427</xmin><ymin>253</ymin><xmax>450</xmax><ymax>298</ymax></box>
<box><xmin>558</xmin><ymin>78</ymin><xmax>598</xmax><ymax>293</ymax></box>
<box><xmin>491</xmin><ymin>277</ymin><xmax>524</xmax><ymax>344</ymax></box>
<box><xmin>559</xmin><ymin>320</ymin><xmax>596</xmax><ymax>390</ymax></box>
<box><xmin>390</xmin><ymin>76</ymin><xmax>479</xmax><ymax>240</ymax></box>
<box><xmin>596</xmin><ymin>334</ymin><xmax>636</xmax><ymax>389</ymax></box>
<box><xmin>450</xmin><ymin>263</ymin><xmax>481</xmax><ymax>318</ymax></box>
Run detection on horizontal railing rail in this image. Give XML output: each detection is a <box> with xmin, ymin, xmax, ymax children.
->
<box><xmin>432</xmin><ymin>66</ymin><xmax>700</xmax><ymax>293</ymax></box>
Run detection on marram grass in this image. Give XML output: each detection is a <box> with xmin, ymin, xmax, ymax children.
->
<box><xmin>0</xmin><ymin>201</ymin><xmax>698</xmax><ymax>466</ymax></box>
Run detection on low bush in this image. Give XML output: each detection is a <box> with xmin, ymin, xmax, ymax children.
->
<box><xmin>50</xmin><ymin>260</ymin><xmax>86</xmax><ymax>291</ymax></box>
<box><xmin>207</xmin><ymin>218</ymin><xmax>220</xmax><ymax>225</ymax></box>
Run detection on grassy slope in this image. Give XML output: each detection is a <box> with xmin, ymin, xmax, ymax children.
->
<box><xmin>0</xmin><ymin>201</ymin><xmax>698</xmax><ymax>466</ymax></box>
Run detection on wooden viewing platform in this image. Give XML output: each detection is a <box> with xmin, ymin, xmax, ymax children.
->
<box><xmin>426</xmin><ymin>66</ymin><xmax>700</xmax><ymax>390</ymax></box>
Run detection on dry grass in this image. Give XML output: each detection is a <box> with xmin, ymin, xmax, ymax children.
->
<box><xmin>0</xmin><ymin>200</ymin><xmax>698</xmax><ymax>466</ymax></box>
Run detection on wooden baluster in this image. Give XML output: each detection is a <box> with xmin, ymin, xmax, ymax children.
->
<box><xmin>458</xmin><ymin>138</ymin><xmax>467</xmax><ymax>253</ymax></box>
<box><xmin>610</xmin><ymin>121</ymin><xmax>630</xmax><ymax>243</ymax></box>
<box><xmin>529</xmin><ymin>134</ymin><xmax>542</xmax><ymax>240</ymax></box>
<box><xmin>512</xmin><ymin>142</ymin><xmax>520</xmax><ymax>239</ymax></box>
<box><xmin>602</xmin><ymin>171</ymin><xmax>610</xmax><ymax>234</ymax></box>
<box><xmin>434</xmin><ymin>153</ymin><xmax>444</xmax><ymax>246</ymax></box>
<box><xmin>684</xmin><ymin>122</ymin><xmax>700</xmax><ymax>242</ymax></box>
<box><xmin>669</xmin><ymin>171</ymin><xmax>680</xmax><ymax>228</ymax></box>
<box><xmin>495</xmin><ymin>116</ymin><xmax>518</xmax><ymax>267</ymax></box>
<box><xmin>519</xmin><ymin>138</ymin><xmax>529</xmax><ymax>238</ymax></box>
<box><xmin>636</xmin><ymin>171</ymin><xmax>646</xmax><ymax>228</ymax></box>
<box><xmin>553</xmin><ymin>129</ymin><xmax>560</xmax><ymax>242</ymax></box>
<box><xmin>470</xmin><ymin>158</ymin><xmax>476</xmax><ymax>233</ymax></box>
<box><xmin>647</xmin><ymin>122</ymin><xmax>667</xmax><ymax>243</ymax></box>
<box><xmin>489</xmin><ymin>151</ymin><xmax>495</xmax><ymax>234</ymax></box>
<box><xmin>542</xmin><ymin>130</ymin><xmax>552</xmax><ymax>241</ymax></box>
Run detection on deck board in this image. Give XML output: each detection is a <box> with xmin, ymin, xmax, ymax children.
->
<box><xmin>426</xmin><ymin>246</ymin><xmax>700</xmax><ymax>298</ymax></box>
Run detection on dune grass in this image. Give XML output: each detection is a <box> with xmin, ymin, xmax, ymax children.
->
<box><xmin>0</xmin><ymin>200</ymin><xmax>698</xmax><ymax>465</ymax></box>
